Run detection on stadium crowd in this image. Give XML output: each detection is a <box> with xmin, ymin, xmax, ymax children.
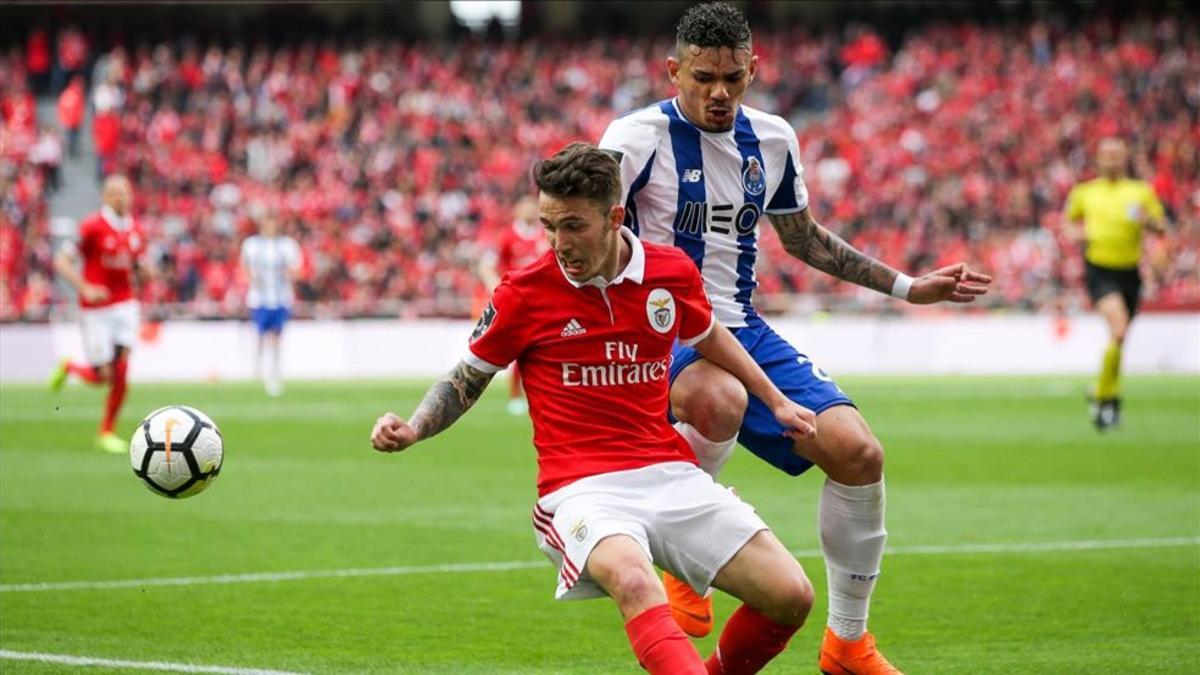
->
<box><xmin>1</xmin><ymin>16</ymin><xmax>1197</xmax><ymax>321</ymax></box>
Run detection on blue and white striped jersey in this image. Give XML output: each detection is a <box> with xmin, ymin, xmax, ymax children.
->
<box><xmin>599</xmin><ymin>98</ymin><xmax>809</xmax><ymax>328</ymax></box>
<box><xmin>240</xmin><ymin>235</ymin><xmax>301</xmax><ymax>309</ymax></box>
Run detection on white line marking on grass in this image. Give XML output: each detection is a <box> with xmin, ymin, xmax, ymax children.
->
<box><xmin>0</xmin><ymin>649</ymin><xmax>304</xmax><ymax>674</ymax></box>
<box><xmin>0</xmin><ymin>560</ymin><xmax>545</xmax><ymax>593</ymax></box>
<box><xmin>1</xmin><ymin>537</ymin><xmax>1195</xmax><ymax>594</ymax></box>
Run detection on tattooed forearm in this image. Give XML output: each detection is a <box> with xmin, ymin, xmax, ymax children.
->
<box><xmin>768</xmin><ymin>209</ymin><xmax>898</xmax><ymax>295</ymax></box>
<box><xmin>409</xmin><ymin>361</ymin><xmax>496</xmax><ymax>441</ymax></box>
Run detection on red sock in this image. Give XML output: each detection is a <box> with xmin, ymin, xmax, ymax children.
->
<box><xmin>706</xmin><ymin>604</ymin><xmax>800</xmax><ymax>675</ymax></box>
<box><xmin>100</xmin><ymin>357</ymin><xmax>128</xmax><ymax>434</ymax></box>
<box><xmin>625</xmin><ymin>604</ymin><xmax>706</xmax><ymax>675</ymax></box>
<box><xmin>67</xmin><ymin>361</ymin><xmax>104</xmax><ymax>385</ymax></box>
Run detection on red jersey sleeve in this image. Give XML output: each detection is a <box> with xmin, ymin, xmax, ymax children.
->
<box><xmin>676</xmin><ymin>260</ymin><xmax>714</xmax><ymax>347</ymax></box>
<box><xmin>464</xmin><ymin>277</ymin><xmax>528</xmax><ymax>373</ymax></box>
<box><xmin>76</xmin><ymin>217</ymin><xmax>99</xmax><ymax>258</ymax></box>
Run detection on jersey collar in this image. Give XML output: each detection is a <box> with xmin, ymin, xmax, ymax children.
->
<box><xmin>101</xmin><ymin>205</ymin><xmax>133</xmax><ymax>231</ymax></box>
<box><xmin>559</xmin><ymin>227</ymin><xmax>645</xmax><ymax>289</ymax></box>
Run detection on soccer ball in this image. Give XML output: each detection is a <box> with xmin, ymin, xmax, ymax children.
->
<box><xmin>129</xmin><ymin>405</ymin><xmax>223</xmax><ymax>499</ymax></box>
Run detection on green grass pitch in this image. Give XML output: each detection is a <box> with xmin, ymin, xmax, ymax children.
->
<box><xmin>1</xmin><ymin>375</ymin><xmax>1197</xmax><ymax>673</ymax></box>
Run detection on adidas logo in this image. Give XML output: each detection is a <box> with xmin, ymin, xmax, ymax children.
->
<box><xmin>560</xmin><ymin>319</ymin><xmax>587</xmax><ymax>337</ymax></box>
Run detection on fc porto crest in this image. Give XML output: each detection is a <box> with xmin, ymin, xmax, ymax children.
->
<box><xmin>742</xmin><ymin>156</ymin><xmax>766</xmax><ymax>196</ymax></box>
<box><xmin>646</xmin><ymin>288</ymin><xmax>676</xmax><ymax>334</ymax></box>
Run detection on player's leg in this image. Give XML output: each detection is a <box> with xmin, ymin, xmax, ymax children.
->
<box><xmin>506</xmin><ymin>364</ymin><xmax>527</xmax><ymax>415</ymax></box>
<box><xmin>732</xmin><ymin>326</ymin><xmax>899</xmax><ymax>674</ymax></box>
<box><xmin>1093</xmin><ymin>291</ymin><xmax>1131</xmax><ymax>427</ymax></box>
<box><xmin>587</xmin><ymin>536</ymin><xmax>706</xmax><ymax>674</ymax></box>
<box><xmin>783</xmin><ymin>406</ymin><xmax>900</xmax><ymax>673</ymax></box>
<box><xmin>670</xmin><ymin>357</ymin><xmax>747</xmax><ymax>475</ymax></box>
<box><xmin>706</xmin><ymin>530</ymin><xmax>814</xmax><ymax>674</ymax></box>
<box><xmin>534</xmin><ymin>487</ymin><xmax>706</xmax><ymax>675</ymax></box>
<box><xmin>647</xmin><ymin>463</ymin><xmax>810</xmax><ymax>673</ymax></box>
<box><xmin>94</xmin><ymin>344</ymin><xmax>129</xmax><ymax>454</ymax></box>
<box><xmin>54</xmin><ymin>309</ymin><xmax>112</xmax><ymax>390</ymax></box>
<box><xmin>661</xmin><ymin>351</ymin><xmax>749</xmax><ymax>638</ymax></box>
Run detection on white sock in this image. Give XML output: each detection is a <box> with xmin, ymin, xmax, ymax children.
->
<box><xmin>819</xmin><ymin>477</ymin><xmax>887</xmax><ymax>641</ymax></box>
<box><xmin>673</xmin><ymin>421</ymin><xmax>738</xmax><ymax>478</ymax></box>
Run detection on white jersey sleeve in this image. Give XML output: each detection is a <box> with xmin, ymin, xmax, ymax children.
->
<box><xmin>599</xmin><ymin>106</ymin><xmax>671</xmax><ymax>235</ymax></box>
<box><xmin>755</xmin><ymin>113</ymin><xmax>809</xmax><ymax>215</ymax></box>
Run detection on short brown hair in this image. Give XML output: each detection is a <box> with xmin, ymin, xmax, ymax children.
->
<box><xmin>533</xmin><ymin>142</ymin><xmax>621</xmax><ymax>211</ymax></box>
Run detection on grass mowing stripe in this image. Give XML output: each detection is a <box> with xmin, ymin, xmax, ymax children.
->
<box><xmin>4</xmin><ymin>536</ymin><xmax>1195</xmax><ymax>594</ymax></box>
<box><xmin>0</xmin><ymin>649</ymin><xmax>304</xmax><ymax>674</ymax></box>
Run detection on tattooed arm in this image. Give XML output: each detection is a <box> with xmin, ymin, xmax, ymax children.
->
<box><xmin>370</xmin><ymin>360</ymin><xmax>497</xmax><ymax>452</ymax></box>
<box><xmin>768</xmin><ymin>209</ymin><xmax>993</xmax><ymax>304</ymax></box>
<box><xmin>768</xmin><ymin>208</ymin><xmax>898</xmax><ymax>295</ymax></box>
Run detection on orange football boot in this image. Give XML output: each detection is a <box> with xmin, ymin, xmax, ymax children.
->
<box><xmin>818</xmin><ymin>627</ymin><xmax>903</xmax><ymax>674</ymax></box>
<box><xmin>663</xmin><ymin>571</ymin><xmax>713</xmax><ymax>638</ymax></box>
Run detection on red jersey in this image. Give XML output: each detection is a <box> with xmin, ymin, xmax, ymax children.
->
<box><xmin>496</xmin><ymin>220</ymin><xmax>550</xmax><ymax>274</ymax></box>
<box><xmin>467</xmin><ymin>229</ymin><xmax>714</xmax><ymax>496</ymax></box>
<box><xmin>77</xmin><ymin>207</ymin><xmax>146</xmax><ymax>308</ymax></box>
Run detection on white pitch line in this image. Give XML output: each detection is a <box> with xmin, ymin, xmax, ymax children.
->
<box><xmin>1</xmin><ymin>536</ymin><xmax>1196</xmax><ymax>594</ymax></box>
<box><xmin>0</xmin><ymin>649</ymin><xmax>304</xmax><ymax>675</ymax></box>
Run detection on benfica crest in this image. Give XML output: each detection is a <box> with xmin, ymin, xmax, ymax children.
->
<box><xmin>645</xmin><ymin>288</ymin><xmax>676</xmax><ymax>334</ymax></box>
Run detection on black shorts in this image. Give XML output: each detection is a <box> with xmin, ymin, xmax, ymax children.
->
<box><xmin>1085</xmin><ymin>261</ymin><xmax>1142</xmax><ymax>317</ymax></box>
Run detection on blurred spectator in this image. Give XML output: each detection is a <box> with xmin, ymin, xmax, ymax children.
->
<box><xmin>51</xmin><ymin>25</ymin><xmax>88</xmax><ymax>94</ymax></box>
<box><xmin>56</xmin><ymin>75</ymin><xmax>85</xmax><ymax>157</ymax></box>
<box><xmin>1</xmin><ymin>14</ymin><xmax>1197</xmax><ymax>321</ymax></box>
<box><xmin>92</xmin><ymin>106</ymin><xmax>119</xmax><ymax>181</ymax></box>
<box><xmin>29</xmin><ymin>126</ymin><xmax>63</xmax><ymax>193</ymax></box>
<box><xmin>25</xmin><ymin>28</ymin><xmax>52</xmax><ymax>95</ymax></box>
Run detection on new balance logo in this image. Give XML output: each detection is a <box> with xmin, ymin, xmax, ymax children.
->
<box><xmin>560</xmin><ymin>319</ymin><xmax>587</xmax><ymax>337</ymax></box>
<box><xmin>682</xmin><ymin>169</ymin><xmax>702</xmax><ymax>183</ymax></box>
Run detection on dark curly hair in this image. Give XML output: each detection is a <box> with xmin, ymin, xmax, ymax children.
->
<box><xmin>533</xmin><ymin>142</ymin><xmax>621</xmax><ymax>211</ymax></box>
<box><xmin>676</xmin><ymin>2</ymin><xmax>752</xmax><ymax>53</ymax></box>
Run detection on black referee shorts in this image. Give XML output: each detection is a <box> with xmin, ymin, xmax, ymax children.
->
<box><xmin>1085</xmin><ymin>261</ymin><xmax>1142</xmax><ymax>317</ymax></box>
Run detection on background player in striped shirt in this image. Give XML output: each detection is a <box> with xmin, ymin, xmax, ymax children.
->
<box><xmin>1062</xmin><ymin>137</ymin><xmax>1168</xmax><ymax>430</ymax></box>
<box><xmin>48</xmin><ymin>174</ymin><xmax>146</xmax><ymax>454</ymax></box>
<box><xmin>239</xmin><ymin>208</ymin><xmax>302</xmax><ymax>397</ymax></box>
<box><xmin>372</xmin><ymin>143</ymin><xmax>824</xmax><ymax>674</ymax></box>
<box><xmin>599</xmin><ymin>4</ymin><xmax>992</xmax><ymax>673</ymax></box>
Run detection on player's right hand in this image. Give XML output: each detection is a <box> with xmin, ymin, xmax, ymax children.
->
<box><xmin>80</xmin><ymin>283</ymin><xmax>110</xmax><ymax>303</ymax></box>
<box><xmin>773</xmin><ymin>402</ymin><xmax>817</xmax><ymax>441</ymax></box>
<box><xmin>371</xmin><ymin>412</ymin><xmax>418</xmax><ymax>452</ymax></box>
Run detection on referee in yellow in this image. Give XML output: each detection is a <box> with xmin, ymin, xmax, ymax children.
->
<box><xmin>1063</xmin><ymin>137</ymin><xmax>1167</xmax><ymax>430</ymax></box>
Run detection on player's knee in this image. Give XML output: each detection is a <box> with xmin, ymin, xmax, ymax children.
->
<box><xmin>595</xmin><ymin>563</ymin><xmax>660</xmax><ymax>609</ymax></box>
<box><xmin>839</xmin><ymin>436</ymin><xmax>885</xmax><ymax>484</ymax></box>
<box><xmin>677</xmin><ymin>377</ymin><xmax>747</xmax><ymax>440</ymax></box>
<box><xmin>763</xmin><ymin>573</ymin><xmax>814</xmax><ymax>626</ymax></box>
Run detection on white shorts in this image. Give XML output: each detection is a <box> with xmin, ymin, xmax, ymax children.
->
<box><xmin>80</xmin><ymin>299</ymin><xmax>140</xmax><ymax>365</ymax></box>
<box><xmin>532</xmin><ymin>461</ymin><xmax>768</xmax><ymax>601</ymax></box>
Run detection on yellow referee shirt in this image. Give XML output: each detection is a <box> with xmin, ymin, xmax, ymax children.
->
<box><xmin>1065</xmin><ymin>178</ymin><xmax>1164</xmax><ymax>270</ymax></box>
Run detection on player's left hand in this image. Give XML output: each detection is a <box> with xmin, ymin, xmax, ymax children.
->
<box><xmin>773</xmin><ymin>402</ymin><xmax>817</xmax><ymax>441</ymax></box>
<box><xmin>907</xmin><ymin>263</ymin><xmax>992</xmax><ymax>304</ymax></box>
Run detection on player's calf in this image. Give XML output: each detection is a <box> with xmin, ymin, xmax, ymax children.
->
<box><xmin>588</xmin><ymin>536</ymin><xmax>706</xmax><ymax>674</ymax></box>
<box><xmin>706</xmin><ymin>530</ymin><xmax>814</xmax><ymax>673</ymax></box>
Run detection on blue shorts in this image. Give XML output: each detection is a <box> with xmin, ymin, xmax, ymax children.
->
<box><xmin>250</xmin><ymin>307</ymin><xmax>290</xmax><ymax>334</ymax></box>
<box><xmin>669</xmin><ymin>319</ymin><xmax>854</xmax><ymax>476</ymax></box>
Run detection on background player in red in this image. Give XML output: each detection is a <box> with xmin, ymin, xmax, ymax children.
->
<box><xmin>373</xmin><ymin>143</ymin><xmax>822</xmax><ymax>674</ymax></box>
<box><xmin>474</xmin><ymin>195</ymin><xmax>549</xmax><ymax>415</ymax></box>
<box><xmin>49</xmin><ymin>174</ymin><xmax>146</xmax><ymax>454</ymax></box>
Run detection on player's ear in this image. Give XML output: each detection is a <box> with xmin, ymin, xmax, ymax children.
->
<box><xmin>609</xmin><ymin>205</ymin><xmax>625</xmax><ymax>230</ymax></box>
<box><xmin>748</xmin><ymin>53</ymin><xmax>758</xmax><ymax>83</ymax></box>
<box><xmin>667</xmin><ymin>56</ymin><xmax>681</xmax><ymax>86</ymax></box>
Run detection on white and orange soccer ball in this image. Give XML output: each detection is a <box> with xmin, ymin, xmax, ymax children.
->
<box><xmin>129</xmin><ymin>405</ymin><xmax>223</xmax><ymax>499</ymax></box>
